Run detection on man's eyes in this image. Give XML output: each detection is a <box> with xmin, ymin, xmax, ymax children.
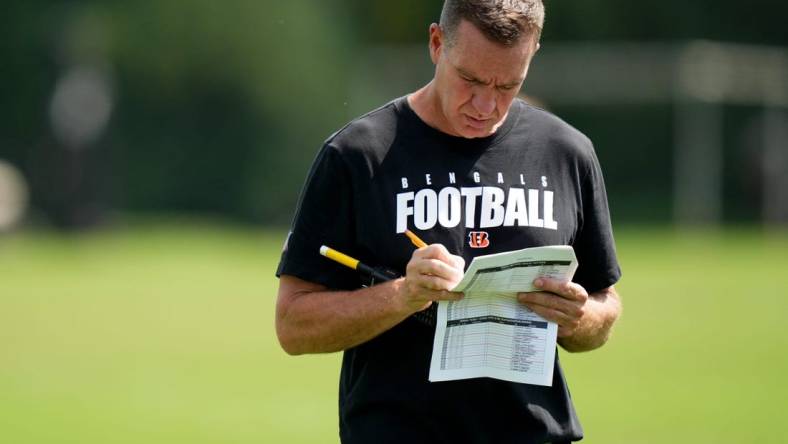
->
<box><xmin>461</xmin><ymin>75</ymin><xmax>516</xmax><ymax>91</ymax></box>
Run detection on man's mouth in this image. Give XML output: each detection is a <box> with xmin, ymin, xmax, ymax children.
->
<box><xmin>464</xmin><ymin>115</ymin><xmax>489</xmax><ymax>129</ymax></box>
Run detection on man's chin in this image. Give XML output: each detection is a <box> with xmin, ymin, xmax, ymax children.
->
<box><xmin>456</xmin><ymin>125</ymin><xmax>494</xmax><ymax>139</ymax></box>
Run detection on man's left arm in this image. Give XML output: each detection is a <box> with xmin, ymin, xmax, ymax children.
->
<box><xmin>518</xmin><ymin>278</ymin><xmax>621</xmax><ymax>352</ymax></box>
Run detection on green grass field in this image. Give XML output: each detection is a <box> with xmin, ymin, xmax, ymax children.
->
<box><xmin>1</xmin><ymin>223</ymin><xmax>787</xmax><ymax>443</ymax></box>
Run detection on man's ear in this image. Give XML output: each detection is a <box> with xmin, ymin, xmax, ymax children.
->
<box><xmin>428</xmin><ymin>23</ymin><xmax>443</xmax><ymax>64</ymax></box>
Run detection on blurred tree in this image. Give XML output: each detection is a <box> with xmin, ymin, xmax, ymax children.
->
<box><xmin>106</xmin><ymin>0</ymin><xmax>356</xmax><ymax>223</ymax></box>
<box><xmin>0</xmin><ymin>1</ymin><xmax>58</xmax><ymax>166</ymax></box>
<box><xmin>1</xmin><ymin>0</ymin><xmax>356</xmax><ymax>225</ymax></box>
<box><xmin>347</xmin><ymin>0</ymin><xmax>443</xmax><ymax>44</ymax></box>
<box><xmin>544</xmin><ymin>0</ymin><xmax>788</xmax><ymax>44</ymax></box>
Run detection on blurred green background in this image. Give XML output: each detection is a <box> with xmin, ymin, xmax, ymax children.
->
<box><xmin>2</xmin><ymin>226</ymin><xmax>787</xmax><ymax>443</ymax></box>
<box><xmin>1</xmin><ymin>1</ymin><xmax>787</xmax><ymax>443</ymax></box>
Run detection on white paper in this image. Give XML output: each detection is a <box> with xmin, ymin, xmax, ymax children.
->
<box><xmin>428</xmin><ymin>245</ymin><xmax>578</xmax><ymax>386</ymax></box>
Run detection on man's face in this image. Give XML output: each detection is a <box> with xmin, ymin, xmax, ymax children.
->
<box><xmin>429</xmin><ymin>20</ymin><xmax>538</xmax><ymax>138</ymax></box>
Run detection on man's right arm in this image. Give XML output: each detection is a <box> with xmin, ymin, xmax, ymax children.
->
<box><xmin>275</xmin><ymin>244</ymin><xmax>465</xmax><ymax>355</ymax></box>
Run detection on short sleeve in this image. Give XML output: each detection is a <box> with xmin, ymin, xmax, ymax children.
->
<box><xmin>571</xmin><ymin>147</ymin><xmax>622</xmax><ymax>293</ymax></box>
<box><xmin>276</xmin><ymin>144</ymin><xmax>360</xmax><ymax>290</ymax></box>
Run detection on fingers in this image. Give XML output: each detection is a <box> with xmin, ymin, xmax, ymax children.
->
<box><xmin>520</xmin><ymin>298</ymin><xmax>582</xmax><ymax>338</ymax></box>
<box><xmin>522</xmin><ymin>301</ymin><xmax>580</xmax><ymax>328</ymax></box>
<box><xmin>518</xmin><ymin>279</ymin><xmax>590</xmax><ymax>337</ymax></box>
<box><xmin>407</xmin><ymin>258</ymin><xmax>463</xmax><ymax>288</ymax></box>
<box><xmin>398</xmin><ymin>277</ymin><xmax>464</xmax><ymax>313</ymax></box>
<box><xmin>399</xmin><ymin>243</ymin><xmax>466</xmax><ymax>313</ymax></box>
<box><xmin>408</xmin><ymin>271</ymin><xmax>460</xmax><ymax>293</ymax></box>
<box><xmin>408</xmin><ymin>244</ymin><xmax>465</xmax><ymax>289</ymax></box>
<box><xmin>416</xmin><ymin>244</ymin><xmax>465</xmax><ymax>269</ymax></box>
<box><xmin>517</xmin><ymin>291</ymin><xmax>585</xmax><ymax>319</ymax></box>
<box><xmin>450</xmin><ymin>254</ymin><xmax>465</xmax><ymax>272</ymax></box>
<box><xmin>533</xmin><ymin>278</ymin><xmax>588</xmax><ymax>303</ymax></box>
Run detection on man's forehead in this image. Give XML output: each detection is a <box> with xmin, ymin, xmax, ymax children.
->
<box><xmin>445</xmin><ymin>41</ymin><xmax>532</xmax><ymax>86</ymax></box>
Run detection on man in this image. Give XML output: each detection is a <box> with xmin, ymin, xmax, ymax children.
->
<box><xmin>276</xmin><ymin>1</ymin><xmax>622</xmax><ymax>443</ymax></box>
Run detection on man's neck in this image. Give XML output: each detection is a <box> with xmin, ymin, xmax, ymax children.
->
<box><xmin>407</xmin><ymin>82</ymin><xmax>510</xmax><ymax>139</ymax></box>
<box><xmin>407</xmin><ymin>82</ymin><xmax>459</xmax><ymax>137</ymax></box>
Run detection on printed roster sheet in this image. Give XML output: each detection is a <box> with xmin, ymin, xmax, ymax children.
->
<box><xmin>429</xmin><ymin>245</ymin><xmax>578</xmax><ymax>386</ymax></box>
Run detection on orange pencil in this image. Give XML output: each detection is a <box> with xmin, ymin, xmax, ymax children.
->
<box><xmin>404</xmin><ymin>229</ymin><xmax>428</xmax><ymax>249</ymax></box>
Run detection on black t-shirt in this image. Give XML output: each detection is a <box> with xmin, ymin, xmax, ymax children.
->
<box><xmin>277</xmin><ymin>97</ymin><xmax>621</xmax><ymax>444</ymax></box>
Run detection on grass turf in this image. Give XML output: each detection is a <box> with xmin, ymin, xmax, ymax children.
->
<box><xmin>1</xmin><ymin>224</ymin><xmax>786</xmax><ymax>443</ymax></box>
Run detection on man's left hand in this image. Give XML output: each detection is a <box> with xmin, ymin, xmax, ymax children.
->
<box><xmin>517</xmin><ymin>278</ymin><xmax>588</xmax><ymax>338</ymax></box>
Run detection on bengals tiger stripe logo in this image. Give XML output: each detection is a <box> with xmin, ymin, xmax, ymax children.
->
<box><xmin>468</xmin><ymin>231</ymin><xmax>490</xmax><ymax>248</ymax></box>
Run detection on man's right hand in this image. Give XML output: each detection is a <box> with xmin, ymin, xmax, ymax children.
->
<box><xmin>277</xmin><ymin>243</ymin><xmax>465</xmax><ymax>354</ymax></box>
<box><xmin>398</xmin><ymin>243</ymin><xmax>465</xmax><ymax>313</ymax></box>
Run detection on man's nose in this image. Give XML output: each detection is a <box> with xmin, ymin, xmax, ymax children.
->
<box><xmin>471</xmin><ymin>90</ymin><xmax>496</xmax><ymax>116</ymax></box>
